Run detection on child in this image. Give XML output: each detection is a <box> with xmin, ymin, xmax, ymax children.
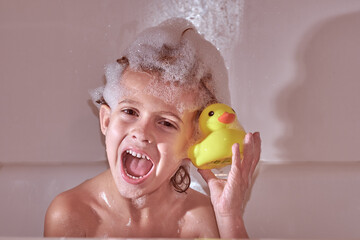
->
<box><xmin>44</xmin><ymin>18</ymin><xmax>261</xmax><ymax>238</ymax></box>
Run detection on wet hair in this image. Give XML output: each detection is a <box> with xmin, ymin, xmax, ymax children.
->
<box><xmin>170</xmin><ymin>165</ymin><xmax>191</xmax><ymax>193</ymax></box>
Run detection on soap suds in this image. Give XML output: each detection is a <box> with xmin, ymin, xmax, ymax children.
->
<box><xmin>91</xmin><ymin>18</ymin><xmax>229</xmax><ymax>113</ymax></box>
<box><xmin>126</xmin><ymin>218</ymin><xmax>132</xmax><ymax>227</ymax></box>
<box><xmin>131</xmin><ymin>195</ymin><xmax>147</xmax><ymax>209</ymax></box>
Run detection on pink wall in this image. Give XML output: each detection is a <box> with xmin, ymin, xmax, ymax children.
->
<box><xmin>231</xmin><ymin>0</ymin><xmax>360</xmax><ymax>162</ymax></box>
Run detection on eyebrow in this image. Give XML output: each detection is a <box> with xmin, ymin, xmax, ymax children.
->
<box><xmin>118</xmin><ymin>99</ymin><xmax>184</xmax><ymax>124</ymax></box>
<box><xmin>118</xmin><ymin>99</ymin><xmax>141</xmax><ymax>106</ymax></box>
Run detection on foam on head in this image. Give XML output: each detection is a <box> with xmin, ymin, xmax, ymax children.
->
<box><xmin>91</xmin><ymin>18</ymin><xmax>230</xmax><ymax>113</ymax></box>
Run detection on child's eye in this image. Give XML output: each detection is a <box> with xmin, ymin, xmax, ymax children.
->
<box><xmin>159</xmin><ymin>120</ymin><xmax>178</xmax><ymax>130</ymax></box>
<box><xmin>122</xmin><ymin>108</ymin><xmax>139</xmax><ymax>116</ymax></box>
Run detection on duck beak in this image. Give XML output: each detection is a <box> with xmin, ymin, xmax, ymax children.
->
<box><xmin>218</xmin><ymin>112</ymin><xmax>235</xmax><ymax>124</ymax></box>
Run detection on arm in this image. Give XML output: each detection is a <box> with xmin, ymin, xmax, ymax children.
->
<box><xmin>198</xmin><ymin>132</ymin><xmax>261</xmax><ymax>238</ymax></box>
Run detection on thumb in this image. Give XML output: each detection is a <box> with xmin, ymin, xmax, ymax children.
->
<box><xmin>198</xmin><ymin>169</ymin><xmax>216</xmax><ymax>184</ymax></box>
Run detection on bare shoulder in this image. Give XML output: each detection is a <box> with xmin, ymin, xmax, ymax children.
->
<box><xmin>44</xmin><ymin>172</ymin><xmax>105</xmax><ymax>237</ymax></box>
<box><xmin>181</xmin><ymin>188</ymin><xmax>219</xmax><ymax>238</ymax></box>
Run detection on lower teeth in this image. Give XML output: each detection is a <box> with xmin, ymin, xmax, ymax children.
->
<box><xmin>125</xmin><ymin>169</ymin><xmax>144</xmax><ymax>179</ymax></box>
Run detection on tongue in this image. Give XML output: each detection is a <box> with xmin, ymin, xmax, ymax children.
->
<box><xmin>124</xmin><ymin>155</ymin><xmax>153</xmax><ymax>177</ymax></box>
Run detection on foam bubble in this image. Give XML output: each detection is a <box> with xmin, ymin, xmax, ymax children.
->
<box><xmin>177</xmin><ymin>217</ymin><xmax>185</xmax><ymax>235</ymax></box>
<box><xmin>103</xmin><ymin>63</ymin><xmax>126</xmax><ymax>110</ymax></box>
<box><xmin>126</xmin><ymin>218</ymin><xmax>132</xmax><ymax>227</ymax></box>
<box><xmin>123</xmin><ymin>18</ymin><xmax>223</xmax><ymax>107</ymax></box>
<box><xmin>91</xmin><ymin>18</ymin><xmax>230</xmax><ymax>112</ymax></box>
<box><xmin>131</xmin><ymin>195</ymin><xmax>147</xmax><ymax>209</ymax></box>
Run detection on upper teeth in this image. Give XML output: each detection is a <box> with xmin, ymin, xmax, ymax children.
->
<box><xmin>126</xmin><ymin>149</ymin><xmax>150</xmax><ymax>161</ymax></box>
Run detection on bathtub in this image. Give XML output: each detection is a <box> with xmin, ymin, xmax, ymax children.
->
<box><xmin>1</xmin><ymin>161</ymin><xmax>359</xmax><ymax>238</ymax></box>
<box><xmin>1</xmin><ymin>0</ymin><xmax>360</xmax><ymax>239</ymax></box>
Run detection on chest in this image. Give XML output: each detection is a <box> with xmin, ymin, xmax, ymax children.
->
<box><xmin>87</xmin><ymin>210</ymin><xmax>194</xmax><ymax>238</ymax></box>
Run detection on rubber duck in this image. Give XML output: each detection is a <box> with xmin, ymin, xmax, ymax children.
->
<box><xmin>188</xmin><ymin>103</ymin><xmax>246</xmax><ymax>169</ymax></box>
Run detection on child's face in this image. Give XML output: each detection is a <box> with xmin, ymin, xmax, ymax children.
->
<box><xmin>100</xmin><ymin>69</ymin><xmax>197</xmax><ymax>198</ymax></box>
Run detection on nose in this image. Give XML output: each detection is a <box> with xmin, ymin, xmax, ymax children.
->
<box><xmin>131</xmin><ymin>129</ymin><xmax>152</xmax><ymax>144</ymax></box>
<box><xmin>130</xmin><ymin>119</ymin><xmax>154</xmax><ymax>144</ymax></box>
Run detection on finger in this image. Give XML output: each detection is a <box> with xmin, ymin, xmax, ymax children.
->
<box><xmin>229</xmin><ymin>143</ymin><xmax>241</xmax><ymax>175</ymax></box>
<box><xmin>226</xmin><ymin>143</ymin><xmax>242</xmax><ymax>186</ymax></box>
<box><xmin>198</xmin><ymin>169</ymin><xmax>217</xmax><ymax>184</ymax></box>
<box><xmin>227</xmin><ymin>143</ymin><xmax>242</xmax><ymax>188</ymax></box>
<box><xmin>242</xmin><ymin>133</ymin><xmax>255</xmax><ymax>177</ymax></box>
<box><xmin>249</xmin><ymin>132</ymin><xmax>261</xmax><ymax>177</ymax></box>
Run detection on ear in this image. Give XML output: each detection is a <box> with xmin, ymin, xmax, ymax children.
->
<box><xmin>99</xmin><ymin>105</ymin><xmax>111</xmax><ymax>135</ymax></box>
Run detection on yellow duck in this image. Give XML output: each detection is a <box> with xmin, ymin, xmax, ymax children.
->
<box><xmin>188</xmin><ymin>103</ymin><xmax>246</xmax><ymax>169</ymax></box>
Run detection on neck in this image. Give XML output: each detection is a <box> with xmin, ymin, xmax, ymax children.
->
<box><xmin>127</xmin><ymin>181</ymin><xmax>184</xmax><ymax>219</ymax></box>
<box><xmin>130</xmin><ymin>181</ymin><xmax>173</xmax><ymax>208</ymax></box>
<box><xmin>105</xmin><ymin>170</ymin><xmax>186</xmax><ymax>220</ymax></box>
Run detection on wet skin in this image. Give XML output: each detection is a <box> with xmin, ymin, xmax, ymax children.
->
<box><xmin>44</xmin><ymin>69</ymin><xmax>261</xmax><ymax>238</ymax></box>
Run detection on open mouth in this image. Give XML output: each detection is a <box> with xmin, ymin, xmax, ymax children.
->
<box><xmin>121</xmin><ymin>149</ymin><xmax>154</xmax><ymax>183</ymax></box>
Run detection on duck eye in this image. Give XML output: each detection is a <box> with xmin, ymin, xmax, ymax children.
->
<box><xmin>208</xmin><ymin>111</ymin><xmax>214</xmax><ymax>116</ymax></box>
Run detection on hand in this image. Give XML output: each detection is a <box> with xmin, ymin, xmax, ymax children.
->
<box><xmin>198</xmin><ymin>132</ymin><xmax>261</xmax><ymax>237</ymax></box>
